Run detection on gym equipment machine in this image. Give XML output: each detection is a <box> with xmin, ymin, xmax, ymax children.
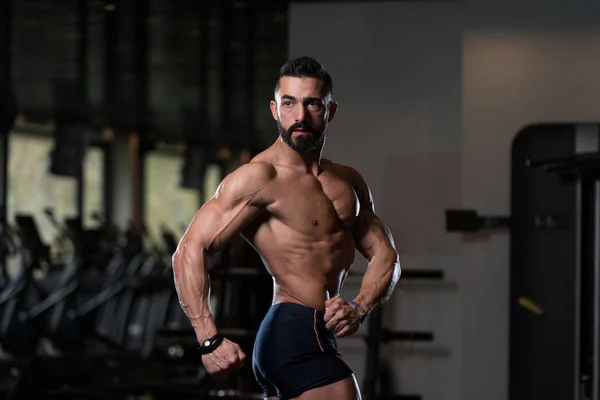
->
<box><xmin>447</xmin><ymin>123</ymin><xmax>600</xmax><ymax>400</ymax></box>
<box><xmin>520</xmin><ymin>125</ymin><xmax>600</xmax><ymax>400</ymax></box>
<box><xmin>0</xmin><ymin>215</ymin><xmax>53</xmax><ymax>356</ymax></box>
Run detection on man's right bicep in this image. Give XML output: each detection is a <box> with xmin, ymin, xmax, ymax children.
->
<box><xmin>185</xmin><ymin>193</ymin><xmax>261</xmax><ymax>254</ymax></box>
<box><xmin>182</xmin><ymin>200</ymin><xmax>223</xmax><ymax>253</ymax></box>
<box><xmin>181</xmin><ymin>162</ymin><xmax>273</xmax><ymax>253</ymax></box>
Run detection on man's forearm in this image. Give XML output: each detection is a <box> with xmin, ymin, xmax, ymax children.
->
<box><xmin>172</xmin><ymin>244</ymin><xmax>218</xmax><ymax>342</ymax></box>
<box><xmin>353</xmin><ymin>251</ymin><xmax>401</xmax><ymax>313</ymax></box>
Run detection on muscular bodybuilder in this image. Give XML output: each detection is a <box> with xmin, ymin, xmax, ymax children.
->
<box><xmin>172</xmin><ymin>56</ymin><xmax>401</xmax><ymax>400</ymax></box>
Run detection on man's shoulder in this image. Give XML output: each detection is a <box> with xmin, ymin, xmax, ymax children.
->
<box><xmin>322</xmin><ymin>158</ymin><xmax>366</xmax><ymax>184</ymax></box>
<box><xmin>322</xmin><ymin>160</ymin><xmax>373</xmax><ymax>208</ymax></box>
<box><xmin>217</xmin><ymin>161</ymin><xmax>276</xmax><ymax>202</ymax></box>
<box><xmin>238</xmin><ymin>160</ymin><xmax>277</xmax><ymax>178</ymax></box>
<box><xmin>228</xmin><ymin>161</ymin><xmax>277</xmax><ymax>188</ymax></box>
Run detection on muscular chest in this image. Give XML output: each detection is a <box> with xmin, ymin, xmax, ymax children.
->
<box><xmin>317</xmin><ymin>173</ymin><xmax>359</xmax><ymax>227</ymax></box>
<box><xmin>270</xmin><ymin>170</ymin><xmax>360</xmax><ymax>234</ymax></box>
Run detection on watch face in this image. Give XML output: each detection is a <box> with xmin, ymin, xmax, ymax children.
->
<box><xmin>203</xmin><ymin>340</ymin><xmax>210</xmax><ymax>347</ymax></box>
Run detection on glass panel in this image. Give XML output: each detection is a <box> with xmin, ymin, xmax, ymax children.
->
<box><xmin>144</xmin><ymin>151</ymin><xmax>200</xmax><ymax>246</ymax></box>
<box><xmin>8</xmin><ymin>132</ymin><xmax>78</xmax><ymax>245</ymax></box>
<box><xmin>83</xmin><ymin>146</ymin><xmax>105</xmax><ymax>229</ymax></box>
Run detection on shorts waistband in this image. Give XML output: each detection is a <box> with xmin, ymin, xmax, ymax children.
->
<box><xmin>271</xmin><ymin>301</ymin><xmax>324</xmax><ymax>318</ymax></box>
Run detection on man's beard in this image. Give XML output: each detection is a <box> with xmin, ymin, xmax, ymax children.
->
<box><xmin>278</xmin><ymin>121</ymin><xmax>326</xmax><ymax>154</ymax></box>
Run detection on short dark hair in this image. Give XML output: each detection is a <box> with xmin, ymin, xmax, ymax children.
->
<box><xmin>274</xmin><ymin>56</ymin><xmax>333</xmax><ymax>101</ymax></box>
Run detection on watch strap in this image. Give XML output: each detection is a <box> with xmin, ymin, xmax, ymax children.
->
<box><xmin>197</xmin><ymin>334</ymin><xmax>224</xmax><ymax>355</ymax></box>
<box><xmin>349</xmin><ymin>301</ymin><xmax>368</xmax><ymax>323</ymax></box>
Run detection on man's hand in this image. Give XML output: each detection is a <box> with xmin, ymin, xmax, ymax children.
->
<box><xmin>324</xmin><ymin>297</ymin><xmax>362</xmax><ymax>337</ymax></box>
<box><xmin>201</xmin><ymin>338</ymin><xmax>246</xmax><ymax>380</ymax></box>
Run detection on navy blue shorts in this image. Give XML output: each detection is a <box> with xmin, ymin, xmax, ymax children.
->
<box><xmin>252</xmin><ymin>302</ymin><xmax>353</xmax><ymax>399</ymax></box>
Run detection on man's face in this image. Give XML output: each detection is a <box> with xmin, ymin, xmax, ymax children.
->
<box><xmin>270</xmin><ymin>76</ymin><xmax>337</xmax><ymax>154</ymax></box>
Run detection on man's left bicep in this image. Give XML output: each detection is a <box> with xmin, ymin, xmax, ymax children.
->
<box><xmin>344</xmin><ymin>165</ymin><xmax>398</xmax><ymax>261</ymax></box>
<box><xmin>353</xmin><ymin>210</ymin><xmax>398</xmax><ymax>262</ymax></box>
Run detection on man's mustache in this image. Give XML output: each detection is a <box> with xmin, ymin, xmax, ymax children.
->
<box><xmin>288</xmin><ymin>123</ymin><xmax>316</xmax><ymax>134</ymax></box>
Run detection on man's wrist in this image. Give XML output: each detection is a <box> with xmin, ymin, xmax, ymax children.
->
<box><xmin>350</xmin><ymin>297</ymin><xmax>371</xmax><ymax>314</ymax></box>
<box><xmin>197</xmin><ymin>333</ymin><xmax>224</xmax><ymax>355</ymax></box>
<box><xmin>192</xmin><ymin>315</ymin><xmax>218</xmax><ymax>343</ymax></box>
<box><xmin>349</xmin><ymin>300</ymin><xmax>363</xmax><ymax>311</ymax></box>
<box><xmin>349</xmin><ymin>300</ymin><xmax>369</xmax><ymax>323</ymax></box>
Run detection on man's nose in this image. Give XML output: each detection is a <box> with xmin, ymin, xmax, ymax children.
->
<box><xmin>293</xmin><ymin>105</ymin><xmax>306</xmax><ymax>122</ymax></box>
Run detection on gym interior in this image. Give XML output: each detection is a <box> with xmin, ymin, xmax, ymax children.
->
<box><xmin>1</xmin><ymin>0</ymin><xmax>600</xmax><ymax>399</ymax></box>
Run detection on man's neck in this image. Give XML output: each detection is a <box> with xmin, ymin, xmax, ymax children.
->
<box><xmin>275</xmin><ymin>137</ymin><xmax>323</xmax><ymax>176</ymax></box>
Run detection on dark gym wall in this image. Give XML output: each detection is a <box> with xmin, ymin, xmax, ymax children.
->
<box><xmin>290</xmin><ymin>1</ymin><xmax>600</xmax><ymax>399</ymax></box>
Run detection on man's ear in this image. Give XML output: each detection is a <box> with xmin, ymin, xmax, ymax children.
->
<box><xmin>270</xmin><ymin>100</ymin><xmax>279</xmax><ymax>121</ymax></box>
<box><xmin>327</xmin><ymin>101</ymin><xmax>338</xmax><ymax>122</ymax></box>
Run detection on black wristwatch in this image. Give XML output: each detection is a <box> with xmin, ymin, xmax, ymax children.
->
<box><xmin>197</xmin><ymin>334</ymin><xmax>224</xmax><ymax>355</ymax></box>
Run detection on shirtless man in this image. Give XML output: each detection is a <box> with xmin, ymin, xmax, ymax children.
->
<box><xmin>172</xmin><ymin>56</ymin><xmax>401</xmax><ymax>400</ymax></box>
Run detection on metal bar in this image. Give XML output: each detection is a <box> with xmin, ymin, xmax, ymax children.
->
<box><xmin>78</xmin><ymin>0</ymin><xmax>89</xmax><ymax>106</ymax></box>
<box><xmin>347</xmin><ymin>269</ymin><xmax>444</xmax><ymax>280</ymax></box>
<box><xmin>156</xmin><ymin>326</ymin><xmax>433</xmax><ymax>343</ymax></box>
<box><xmin>579</xmin><ymin>178</ymin><xmax>595</xmax><ymax>398</ymax></box>
<box><xmin>363</xmin><ymin>305</ymin><xmax>383</xmax><ymax>400</ymax></box>
<box><xmin>132</xmin><ymin>0</ymin><xmax>149</xmax><ymax>233</ymax></box>
<box><xmin>76</xmin><ymin>0</ymin><xmax>89</xmax><ymax>227</ymax></box>
<box><xmin>102</xmin><ymin>0</ymin><xmax>117</xmax><ymax>226</ymax></box>
<box><xmin>594</xmin><ymin>180</ymin><xmax>600</xmax><ymax>399</ymax></box>
<box><xmin>199</xmin><ymin>0</ymin><xmax>209</xmax><ymax>118</ymax></box>
<box><xmin>103</xmin><ymin>0</ymin><xmax>117</xmax><ymax>126</ymax></box>
<box><xmin>574</xmin><ymin>176</ymin><xmax>582</xmax><ymax>400</ymax></box>
<box><xmin>133</xmin><ymin>0</ymin><xmax>149</xmax><ymax>132</ymax></box>
<box><xmin>0</xmin><ymin>0</ymin><xmax>13</xmax><ymax>288</ymax></box>
<box><xmin>245</xmin><ymin>1</ymin><xmax>255</xmax><ymax>150</ymax></box>
<box><xmin>379</xmin><ymin>330</ymin><xmax>434</xmax><ymax>342</ymax></box>
<box><xmin>219</xmin><ymin>0</ymin><xmax>231</xmax><ymax>148</ymax></box>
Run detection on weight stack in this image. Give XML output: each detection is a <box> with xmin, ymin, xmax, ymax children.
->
<box><xmin>509</xmin><ymin>123</ymin><xmax>600</xmax><ymax>400</ymax></box>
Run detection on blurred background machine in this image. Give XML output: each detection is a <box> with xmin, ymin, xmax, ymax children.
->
<box><xmin>447</xmin><ymin>124</ymin><xmax>600</xmax><ymax>400</ymax></box>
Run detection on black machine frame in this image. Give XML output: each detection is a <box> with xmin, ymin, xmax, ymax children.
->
<box><xmin>446</xmin><ymin>123</ymin><xmax>600</xmax><ymax>400</ymax></box>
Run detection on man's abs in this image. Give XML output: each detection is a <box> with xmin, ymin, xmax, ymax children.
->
<box><xmin>246</xmin><ymin>225</ymin><xmax>356</xmax><ymax>313</ymax></box>
<box><xmin>272</xmin><ymin>275</ymin><xmax>337</xmax><ymax>313</ymax></box>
